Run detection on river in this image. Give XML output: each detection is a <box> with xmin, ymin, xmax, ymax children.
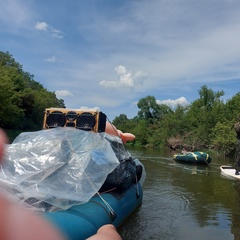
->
<box><xmin>118</xmin><ymin>147</ymin><xmax>240</xmax><ymax>240</ymax></box>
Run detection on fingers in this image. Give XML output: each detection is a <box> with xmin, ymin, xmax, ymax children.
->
<box><xmin>87</xmin><ymin>224</ymin><xmax>122</xmax><ymax>240</ymax></box>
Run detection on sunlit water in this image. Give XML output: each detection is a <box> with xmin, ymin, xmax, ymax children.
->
<box><xmin>119</xmin><ymin>147</ymin><xmax>240</xmax><ymax>240</ymax></box>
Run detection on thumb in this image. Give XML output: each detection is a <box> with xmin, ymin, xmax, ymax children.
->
<box><xmin>0</xmin><ymin>129</ymin><xmax>8</xmax><ymax>163</ymax></box>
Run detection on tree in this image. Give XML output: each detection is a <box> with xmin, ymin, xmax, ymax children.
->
<box><xmin>112</xmin><ymin>114</ymin><xmax>129</xmax><ymax>133</ymax></box>
<box><xmin>185</xmin><ymin>85</ymin><xmax>225</xmax><ymax>145</ymax></box>
<box><xmin>210</xmin><ymin>122</ymin><xmax>236</xmax><ymax>155</ymax></box>
<box><xmin>137</xmin><ymin>96</ymin><xmax>172</xmax><ymax>124</ymax></box>
<box><xmin>225</xmin><ymin>93</ymin><xmax>240</xmax><ymax>121</ymax></box>
<box><xmin>131</xmin><ymin>118</ymin><xmax>149</xmax><ymax>146</ymax></box>
<box><xmin>137</xmin><ymin>96</ymin><xmax>161</xmax><ymax>121</ymax></box>
<box><xmin>198</xmin><ymin>85</ymin><xmax>224</xmax><ymax>111</ymax></box>
<box><xmin>0</xmin><ymin>51</ymin><xmax>65</xmax><ymax>130</ymax></box>
<box><xmin>0</xmin><ymin>78</ymin><xmax>23</xmax><ymax>127</ymax></box>
<box><xmin>0</xmin><ymin>52</ymin><xmax>25</xmax><ymax>128</ymax></box>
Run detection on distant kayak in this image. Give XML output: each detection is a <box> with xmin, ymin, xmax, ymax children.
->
<box><xmin>220</xmin><ymin>165</ymin><xmax>240</xmax><ymax>180</ymax></box>
<box><xmin>173</xmin><ymin>151</ymin><xmax>212</xmax><ymax>165</ymax></box>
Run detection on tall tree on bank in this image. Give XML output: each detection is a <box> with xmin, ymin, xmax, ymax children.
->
<box><xmin>137</xmin><ymin>96</ymin><xmax>161</xmax><ymax>122</ymax></box>
<box><xmin>185</xmin><ymin>85</ymin><xmax>225</xmax><ymax>146</ymax></box>
<box><xmin>137</xmin><ymin>96</ymin><xmax>172</xmax><ymax>123</ymax></box>
<box><xmin>0</xmin><ymin>51</ymin><xmax>65</xmax><ymax>130</ymax></box>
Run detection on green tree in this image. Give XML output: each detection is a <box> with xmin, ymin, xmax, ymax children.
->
<box><xmin>0</xmin><ymin>51</ymin><xmax>65</xmax><ymax>131</ymax></box>
<box><xmin>185</xmin><ymin>85</ymin><xmax>225</xmax><ymax>145</ymax></box>
<box><xmin>225</xmin><ymin>93</ymin><xmax>240</xmax><ymax>122</ymax></box>
<box><xmin>137</xmin><ymin>96</ymin><xmax>161</xmax><ymax>122</ymax></box>
<box><xmin>131</xmin><ymin>118</ymin><xmax>149</xmax><ymax>146</ymax></box>
<box><xmin>210</xmin><ymin>122</ymin><xmax>236</xmax><ymax>155</ymax></box>
<box><xmin>0</xmin><ymin>52</ymin><xmax>25</xmax><ymax>128</ymax></box>
<box><xmin>31</xmin><ymin>89</ymin><xmax>65</xmax><ymax>129</ymax></box>
<box><xmin>112</xmin><ymin>114</ymin><xmax>129</xmax><ymax>133</ymax></box>
<box><xmin>0</xmin><ymin>78</ymin><xmax>23</xmax><ymax>127</ymax></box>
<box><xmin>198</xmin><ymin>85</ymin><xmax>224</xmax><ymax>111</ymax></box>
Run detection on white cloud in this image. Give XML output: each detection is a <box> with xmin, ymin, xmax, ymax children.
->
<box><xmin>99</xmin><ymin>65</ymin><xmax>147</xmax><ymax>89</ymax></box>
<box><xmin>44</xmin><ymin>56</ymin><xmax>56</xmax><ymax>62</ymax></box>
<box><xmin>156</xmin><ymin>97</ymin><xmax>189</xmax><ymax>109</ymax></box>
<box><xmin>51</xmin><ymin>29</ymin><xmax>64</xmax><ymax>39</ymax></box>
<box><xmin>35</xmin><ymin>21</ymin><xmax>64</xmax><ymax>39</ymax></box>
<box><xmin>55</xmin><ymin>90</ymin><xmax>73</xmax><ymax>98</ymax></box>
<box><xmin>116</xmin><ymin>65</ymin><xmax>134</xmax><ymax>87</ymax></box>
<box><xmin>35</xmin><ymin>21</ymin><xmax>48</xmax><ymax>31</ymax></box>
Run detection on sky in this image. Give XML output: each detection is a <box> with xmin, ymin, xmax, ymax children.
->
<box><xmin>1</xmin><ymin>0</ymin><xmax>240</xmax><ymax>121</ymax></box>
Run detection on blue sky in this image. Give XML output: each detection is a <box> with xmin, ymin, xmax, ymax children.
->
<box><xmin>1</xmin><ymin>0</ymin><xmax>240</xmax><ymax>121</ymax></box>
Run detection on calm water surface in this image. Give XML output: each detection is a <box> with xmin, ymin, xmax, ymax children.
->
<box><xmin>119</xmin><ymin>147</ymin><xmax>240</xmax><ymax>240</ymax></box>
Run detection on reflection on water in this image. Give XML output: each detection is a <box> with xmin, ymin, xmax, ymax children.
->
<box><xmin>119</xmin><ymin>147</ymin><xmax>240</xmax><ymax>240</ymax></box>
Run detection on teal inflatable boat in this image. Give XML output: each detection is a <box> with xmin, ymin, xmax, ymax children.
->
<box><xmin>45</xmin><ymin>182</ymin><xmax>143</xmax><ymax>240</ymax></box>
<box><xmin>0</xmin><ymin>108</ymin><xmax>146</xmax><ymax>240</ymax></box>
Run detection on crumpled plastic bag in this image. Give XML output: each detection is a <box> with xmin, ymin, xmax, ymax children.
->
<box><xmin>0</xmin><ymin>128</ymin><xmax>120</xmax><ymax>211</ymax></box>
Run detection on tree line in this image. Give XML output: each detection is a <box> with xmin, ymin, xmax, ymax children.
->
<box><xmin>0</xmin><ymin>51</ymin><xmax>65</xmax><ymax>141</ymax></box>
<box><xmin>112</xmin><ymin>86</ymin><xmax>240</xmax><ymax>156</ymax></box>
<box><xmin>1</xmin><ymin>51</ymin><xmax>239</xmax><ymax>155</ymax></box>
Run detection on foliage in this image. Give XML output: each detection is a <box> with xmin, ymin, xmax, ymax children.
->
<box><xmin>112</xmin><ymin>114</ymin><xmax>130</xmax><ymax>133</ymax></box>
<box><xmin>113</xmin><ymin>85</ymin><xmax>240</xmax><ymax>156</ymax></box>
<box><xmin>225</xmin><ymin>93</ymin><xmax>240</xmax><ymax>121</ymax></box>
<box><xmin>210</xmin><ymin>121</ymin><xmax>236</xmax><ymax>155</ymax></box>
<box><xmin>0</xmin><ymin>51</ymin><xmax>65</xmax><ymax>133</ymax></box>
<box><xmin>137</xmin><ymin>96</ymin><xmax>172</xmax><ymax>123</ymax></box>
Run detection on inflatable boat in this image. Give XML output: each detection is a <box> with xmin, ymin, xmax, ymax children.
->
<box><xmin>173</xmin><ymin>151</ymin><xmax>211</xmax><ymax>165</ymax></box>
<box><xmin>45</xmin><ymin>181</ymin><xmax>143</xmax><ymax>240</ymax></box>
<box><xmin>0</xmin><ymin>107</ymin><xmax>145</xmax><ymax>240</ymax></box>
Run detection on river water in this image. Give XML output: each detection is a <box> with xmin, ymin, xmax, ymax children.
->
<box><xmin>119</xmin><ymin>147</ymin><xmax>240</xmax><ymax>240</ymax></box>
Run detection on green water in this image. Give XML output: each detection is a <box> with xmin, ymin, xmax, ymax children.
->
<box><xmin>119</xmin><ymin>147</ymin><xmax>239</xmax><ymax>240</ymax></box>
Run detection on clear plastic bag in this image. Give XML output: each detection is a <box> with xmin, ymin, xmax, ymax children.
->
<box><xmin>0</xmin><ymin>128</ymin><xmax>119</xmax><ymax>211</ymax></box>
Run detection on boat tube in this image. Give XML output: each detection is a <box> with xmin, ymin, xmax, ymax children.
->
<box><xmin>0</xmin><ymin>107</ymin><xmax>146</xmax><ymax>240</ymax></box>
<box><xmin>173</xmin><ymin>151</ymin><xmax>212</xmax><ymax>165</ymax></box>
